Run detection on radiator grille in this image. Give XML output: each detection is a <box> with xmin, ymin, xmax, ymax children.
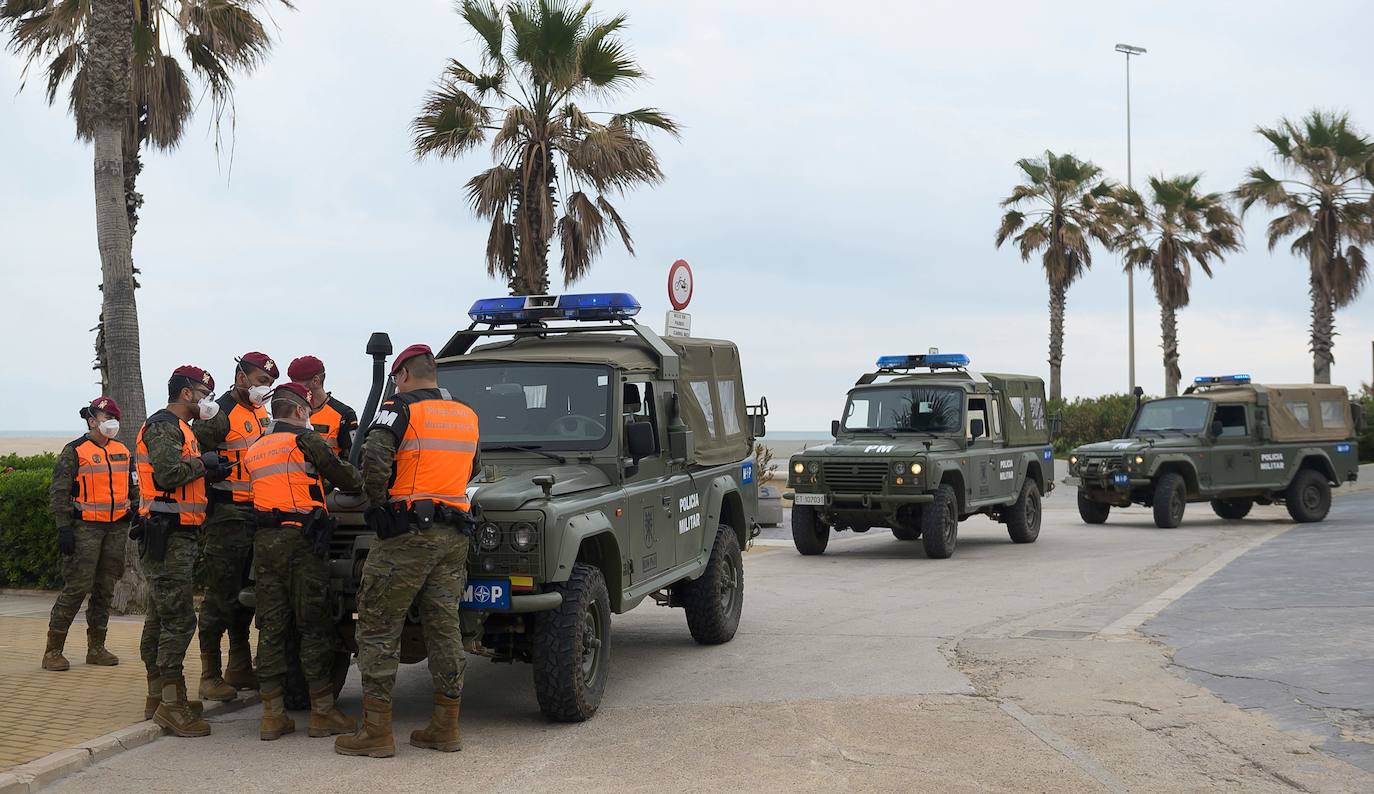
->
<box><xmin>822</xmin><ymin>461</ymin><xmax>889</xmax><ymax>493</ymax></box>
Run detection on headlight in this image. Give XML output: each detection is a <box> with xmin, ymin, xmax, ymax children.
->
<box><xmin>1069</xmin><ymin>455</ymin><xmax>1078</xmax><ymax>466</ymax></box>
<box><xmin>893</xmin><ymin>462</ymin><xmax>906</xmax><ymax>475</ymax></box>
<box><xmin>1134</xmin><ymin>455</ymin><xmax>1144</xmax><ymax>465</ymax></box>
<box><xmin>807</xmin><ymin>462</ymin><xmax>819</xmax><ymax>473</ymax></box>
<box><xmin>793</xmin><ymin>462</ymin><xmax>805</xmax><ymax>475</ymax></box>
<box><xmin>511</xmin><ymin>522</ymin><xmax>537</xmax><ymax>551</ymax></box>
<box><xmin>478</xmin><ymin>522</ymin><xmax>501</xmax><ymax>551</ymax></box>
<box><xmin>910</xmin><ymin>463</ymin><xmax>922</xmax><ymax>475</ymax></box>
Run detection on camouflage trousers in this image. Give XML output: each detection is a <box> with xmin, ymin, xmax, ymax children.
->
<box><xmin>49</xmin><ymin>520</ymin><xmax>127</xmax><ymax>634</ymax></box>
<box><xmin>253</xmin><ymin>525</ymin><xmax>337</xmax><ymax>692</ymax></box>
<box><xmin>197</xmin><ymin>504</ymin><xmax>254</xmax><ymax>654</ymax></box>
<box><xmin>138</xmin><ymin>530</ymin><xmax>199</xmax><ymax>679</ymax></box>
<box><xmin>356</xmin><ymin>524</ymin><xmax>469</xmax><ymax>703</ymax></box>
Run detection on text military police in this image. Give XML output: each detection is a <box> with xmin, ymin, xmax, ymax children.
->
<box><xmin>241</xmin><ymin>382</ymin><xmax>363</xmax><ymax>741</ymax></box>
<box><xmin>192</xmin><ymin>351</ymin><xmax>278</xmax><ymax>702</ymax></box>
<box><xmin>335</xmin><ymin>344</ymin><xmax>481</xmax><ymax>759</ymax></box>
<box><xmin>136</xmin><ymin>365</ymin><xmax>234</xmax><ymax>737</ymax></box>
<box><xmin>41</xmin><ymin>397</ymin><xmax>135</xmax><ymax>672</ymax></box>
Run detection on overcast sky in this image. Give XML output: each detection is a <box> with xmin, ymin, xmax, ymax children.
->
<box><xmin>3</xmin><ymin>0</ymin><xmax>1373</xmax><ymax>433</ymax></box>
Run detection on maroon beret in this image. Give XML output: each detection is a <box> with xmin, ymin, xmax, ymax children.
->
<box><xmin>271</xmin><ymin>382</ymin><xmax>312</xmax><ymax>404</ymax></box>
<box><xmin>287</xmin><ymin>355</ymin><xmax>325</xmax><ymax>381</ymax></box>
<box><xmin>390</xmin><ymin>343</ymin><xmax>433</xmax><ymax>375</ymax></box>
<box><xmin>88</xmin><ymin>396</ymin><xmax>121</xmax><ymax>421</ymax></box>
<box><xmin>172</xmin><ymin>365</ymin><xmax>215</xmax><ymax>392</ymax></box>
<box><xmin>237</xmin><ymin>352</ymin><xmax>280</xmax><ymax>380</ymax></box>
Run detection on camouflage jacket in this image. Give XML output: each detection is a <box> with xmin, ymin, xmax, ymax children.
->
<box><xmin>267</xmin><ymin>423</ymin><xmax>364</xmax><ymax>495</ymax></box>
<box><xmin>48</xmin><ymin>434</ymin><xmax>140</xmax><ymax>529</ymax></box>
<box><xmin>143</xmin><ymin>410</ymin><xmax>208</xmax><ymax>494</ymax></box>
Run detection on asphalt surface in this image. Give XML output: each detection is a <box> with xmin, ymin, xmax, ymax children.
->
<box><xmin>1145</xmin><ymin>493</ymin><xmax>1374</xmax><ymax>772</ymax></box>
<box><xmin>44</xmin><ymin>486</ymin><xmax>1374</xmax><ymax>792</ymax></box>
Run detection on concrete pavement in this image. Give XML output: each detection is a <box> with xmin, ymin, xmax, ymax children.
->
<box><xmin>17</xmin><ymin>489</ymin><xmax>1374</xmax><ymax>792</ymax></box>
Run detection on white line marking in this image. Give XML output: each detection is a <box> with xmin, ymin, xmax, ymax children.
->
<box><xmin>1098</xmin><ymin>525</ymin><xmax>1294</xmax><ymax>637</ymax></box>
<box><xmin>1000</xmin><ymin>701</ymin><xmax>1128</xmax><ymax>793</ymax></box>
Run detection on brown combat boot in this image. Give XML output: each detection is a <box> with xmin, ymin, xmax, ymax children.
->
<box><xmin>307</xmin><ymin>683</ymin><xmax>356</xmax><ymax>737</ymax></box>
<box><xmin>198</xmin><ymin>652</ymin><xmax>237</xmax><ymax>701</ymax></box>
<box><xmin>224</xmin><ymin>643</ymin><xmax>258</xmax><ymax>691</ymax></box>
<box><xmin>259</xmin><ymin>688</ymin><xmax>296</xmax><ymax>741</ymax></box>
<box><xmin>85</xmin><ymin>628</ymin><xmax>119</xmax><ymax>666</ymax></box>
<box><xmin>333</xmin><ymin>696</ymin><xmax>394</xmax><ymax>758</ymax></box>
<box><xmin>145</xmin><ymin>674</ymin><xmax>204</xmax><ymax>721</ymax></box>
<box><xmin>409</xmin><ymin>693</ymin><xmax>462</xmax><ymax>752</ymax></box>
<box><xmin>41</xmin><ymin>630</ymin><xmax>70</xmax><ymax>671</ymax></box>
<box><xmin>154</xmin><ymin>676</ymin><xmax>212</xmax><ymax>737</ymax></box>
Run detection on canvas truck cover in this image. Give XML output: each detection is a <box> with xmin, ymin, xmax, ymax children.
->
<box><xmin>1263</xmin><ymin>384</ymin><xmax>1354</xmax><ymax>442</ymax></box>
<box><xmin>982</xmin><ymin>373</ymin><xmax>1051</xmax><ymax>446</ymax></box>
<box><xmin>668</xmin><ymin>337</ymin><xmax>751</xmax><ymax>466</ymax></box>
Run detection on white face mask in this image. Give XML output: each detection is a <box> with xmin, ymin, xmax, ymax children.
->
<box><xmin>198</xmin><ymin>397</ymin><xmax>220</xmax><ymax>420</ymax></box>
<box><xmin>247</xmin><ymin>384</ymin><xmax>272</xmax><ymax>407</ymax></box>
<box><xmin>97</xmin><ymin>419</ymin><xmax>120</xmax><ymax>438</ymax></box>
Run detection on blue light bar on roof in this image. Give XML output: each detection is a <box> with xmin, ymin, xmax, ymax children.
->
<box><xmin>1194</xmin><ymin>374</ymin><xmax>1251</xmax><ymax>385</ymax></box>
<box><xmin>468</xmin><ymin>293</ymin><xmax>641</xmax><ymax>324</ymax></box>
<box><xmin>876</xmin><ymin>353</ymin><xmax>971</xmax><ymax>369</ymax></box>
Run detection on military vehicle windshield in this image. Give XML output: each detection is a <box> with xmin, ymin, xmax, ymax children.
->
<box><xmin>1131</xmin><ymin>397</ymin><xmax>1209</xmax><ymax>435</ymax></box>
<box><xmin>841</xmin><ymin>385</ymin><xmax>962</xmax><ymax>435</ymax></box>
<box><xmin>438</xmin><ymin>362</ymin><xmax>613</xmax><ymax>451</ymax></box>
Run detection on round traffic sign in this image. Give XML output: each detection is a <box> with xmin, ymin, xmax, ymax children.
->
<box><xmin>668</xmin><ymin>259</ymin><xmax>693</xmax><ymax>311</ymax></box>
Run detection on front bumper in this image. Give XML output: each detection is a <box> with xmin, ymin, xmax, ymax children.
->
<box><xmin>490</xmin><ymin>592</ymin><xmax>563</xmax><ymax>614</ymax></box>
<box><xmin>1066</xmin><ymin>474</ymin><xmax>1151</xmax><ymax>490</ymax></box>
<box><xmin>784</xmin><ymin>492</ymin><xmax>935</xmax><ymax>507</ymax></box>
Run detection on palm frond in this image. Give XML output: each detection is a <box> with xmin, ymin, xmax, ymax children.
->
<box><xmin>412</xmin><ymin>83</ymin><xmax>492</xmax><ymax>159</ymax></box>
<box><xmin>460</xmin><ymin>0</ymin><xmax>505</xmax><ymax>64</ymax></box>
<box><xmin>465</xmin><ymin>165</ymin><xmax>518</xmax><ymax>218</ymax></box>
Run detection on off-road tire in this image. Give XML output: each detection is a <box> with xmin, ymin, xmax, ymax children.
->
<box><xmin>1152</xmin><ymin>472</ymin><xmax>1187</xmax><ymax>529</ymax></box>
<box><xmin>920</xmin><ymin>484</ymin><xmax>959</xmax><ymax>559</ymax></box>
<box><xmin>1077</xmin><ymin>492</ymin><xmax>1111</xmax><ymax>525</ymax></box>
<box><xmin>679</xmin><ymin>525</ymin><xmax>744</xmax><ymax>645</ymax></box>
<box><xmin>1006</xmin><ymin>478</ymin><xmax>1042</xmax><ymax>544</ymax></box>
<box><xmin>892</xmin><ymin>524</ymin><xmax>921</xmax><ymax>541</ymax></box>
<box><xmin>1210</xmin><ymin>498</ymin><xmax>1253</xmax><ymax>520</ymax></box>
<box><xmin>791</xmin><ymin>505</ymin><xmax>829</xmax><ymax>555</ymax></box>
<box><xmin>1285</xmin><ymin>468</ymin><xmax>1331</xmax><ymax>523</ymax></box>
<box><xmin>533</xmin><ymin>562</ymin><xmax>611</xmax><ymax>723</ymax></box>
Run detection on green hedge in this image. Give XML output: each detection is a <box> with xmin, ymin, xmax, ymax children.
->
<box><xmin>1359</xmin><ymin>394</ymin><xmax>1374</xmax><ymax>463</ymax></box>
<box><xmin>0</xmin><ymin>464</ymin><xmax>60</xmax><ymax>589</ymax></box>
<box><xmin>1049</xmin><ymin>394</ymin><xmax>1140</xmax><ymax>456</ymax></box>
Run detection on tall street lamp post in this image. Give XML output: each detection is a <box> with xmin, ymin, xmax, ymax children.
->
<box><xmin>1116</xmin><ymin>42</ymin><xmax>1146</xmax><ymax>393</ymax></box>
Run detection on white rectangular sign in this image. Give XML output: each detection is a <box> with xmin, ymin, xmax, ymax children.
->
<box><xmin>665</xmin><ymin>310</ymin><xmax>691</xmax><ymax>337</ymax></box>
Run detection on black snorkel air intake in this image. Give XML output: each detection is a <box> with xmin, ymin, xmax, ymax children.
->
<box><xmin>350</xmin><ymin>332</ymin><xmax>394</xmax><ymax>468</ymax></box>
<box><xmin>1123</xmin><ymin>385</ymin><xmax>1146</xmax><ymax>439</ymax></box>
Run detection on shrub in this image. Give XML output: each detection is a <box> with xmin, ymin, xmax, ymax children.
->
<box><xmin>0</xmin><ymin>467</ymin><xmax>60</xmax><ymax>589</ymax></box>
<box><xmin>1358</xmin><ymin>387</ymin><xmax>1373</xmax><ymax>463</ymax></box>
<box><xmin>1049</xmin><ymin>394</ymin><xmax>1141</xmax><ymax>456</ymax></box>
<box><xmin>0</xmin><ymin>452</ymin><xmax>56</xmax><ymax>472</ymax></box>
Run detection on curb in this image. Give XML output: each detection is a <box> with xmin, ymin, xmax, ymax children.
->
<box><xmin>0</xmin><ymin>691</ymin><xmax>261</xmax><ymax>793</ymax></box>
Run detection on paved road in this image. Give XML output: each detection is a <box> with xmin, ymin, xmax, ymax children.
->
<box><xmin>1145</xmin><ymin>494</ymin><xmax>1374</xmax><ymax>772</ymax></box>
<box><xmin>48</xmin><ymin>488</ymin><xmax>1374</xmax><ymax>792</ymax></box>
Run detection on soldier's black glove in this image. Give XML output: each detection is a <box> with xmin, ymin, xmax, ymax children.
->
<box><xmin>57</xmin><ymin>526</ymin><xmax>76</xmax><ymax>556</ymax></box>
<box><xmin>200</xmin><ymin>452</ymin><xmax>234</xmax><ymax>483</ymax></box>
<box><xmin>364</xmin><ymin>506</ymin><xmax>392</xmax><ymax>537</ymax></box>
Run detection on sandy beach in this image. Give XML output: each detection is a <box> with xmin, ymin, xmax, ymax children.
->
<box><xmin>0</xmin><ymin>437</ymin><xmax>68</xmax><ymax>457</ymax></box>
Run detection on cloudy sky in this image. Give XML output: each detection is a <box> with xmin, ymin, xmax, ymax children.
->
<box><xmin>3</xmin><ymin>0</ymin><xmax>1373</xmax><ymax>433</ymax></box>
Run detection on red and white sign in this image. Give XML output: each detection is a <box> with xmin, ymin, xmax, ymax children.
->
<box><xmin>668</xmin><ymin>259</ymin><xmax>694</xmax><ymax>311</ymax></box>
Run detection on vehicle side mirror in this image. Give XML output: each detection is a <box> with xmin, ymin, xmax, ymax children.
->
<box><xmin>1352</xmin><ymin>402</ymin><xmax>1366</xmax><ymax>433</ymax></box>
<box><xmin>1048</xmin><ymin>415</ymin><xmax>1063</xmax><ymax>439</ymax></box>
<box><xmin>1210</xmin><ymin>420</ymin><xmax>1224</xmax><ymax>438</ymax></box>
<box><xmin>749</xmin><ymin>412</ymin><xmax>767</xmax><ymax>439</ymax></box>
<box><xmin>830</xmin><ymin>419</ymin><xmax>840</xmax><ymax>438</ymax></box>
<box><xmin>969</xmin><ymin>418</ymin><xmax>985</xmax><ymax>440</ymax></box>
<box><xmin>627</xmin><ymin>421</ymin><xmax>656</xmax><ymax>463</ymax></box>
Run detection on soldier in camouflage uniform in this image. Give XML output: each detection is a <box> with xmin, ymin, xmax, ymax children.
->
<box><xmin>138</xmin><ymin>365</ymin><xmax>233</xmax><ymax>737</ymax></box>
<box><xmin>242</xmin><ymin>383</ymin><xmax>363</xmax><ymax>741</ymax></box>
<box><xmin>42</xmin><ymin>397</ymin><xmax>135</xmax><ymax>671</ymax></box>
<box><xmin>192</xmin><ymin>352</ymin><xmax>278</xmax><ymax>701</ymax></box>
<box><xmin>336</xmin><ymin>344</ymin><xmax>479</xmax><ymax>758</ymax></box>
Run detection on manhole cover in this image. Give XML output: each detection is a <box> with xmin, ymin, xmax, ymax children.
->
<box><xmin>1021</xmin><ymin>629</ymin><xmax>1095</xmax><ymax>640</ymax></box>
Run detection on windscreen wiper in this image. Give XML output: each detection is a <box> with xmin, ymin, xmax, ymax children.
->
<box><xmin>483</xmin><ymin>445</ymin><xmax>568</xmax><ymax>464</ymax></box>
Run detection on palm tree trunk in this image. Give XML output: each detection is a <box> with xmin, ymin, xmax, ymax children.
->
<box><xmin>93</xmin><ymin>134</ymin><xmax>145</xmax><ymax>394</ymax></box>
<box><xmin>90</xmin><ymin>0</ymin><xmax>147</xmax><ymax>613</ymax></box>
<box><xmin>1161</xmin><ymin>303</ymin><xmax>1181</xmax><ymax>397</ymax></box>
<box><xmin>1047</xmin><ymin>282</ymin><xmax>1066</xmax><ymax>401</ymax></box>
<box><xmin>1309</xmin><ymin>273</ymin><xmax>1335</xmax><ymax>384</ymax></box>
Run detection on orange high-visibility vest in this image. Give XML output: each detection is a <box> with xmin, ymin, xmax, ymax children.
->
<box><xmin>215</xmin><ymin>398</ymin><xmax>270</xmax><ymax>503</ymax></box>
<box><xmin>388</xmin><ymin>397</ymin><xmax>478</xmax><ymax>511</ymax></box>
<box><xmin>136</xmin><ymin>414</ymin><xmax>207</xmax><ymax>526</ymax></box>
<box><xmin>309</xmin><ymin>400</ymin><xmax>347</xmax><ymax>456</ymax></box>
<box><xmin>72</xmin><ymin>437</ymin><xmax>132</xmax><ymax>523</ymax></box>
<box><xmin>243</xmin><ymin>430</ymin><xmax>325</xmax><ymax>520</ymax></box>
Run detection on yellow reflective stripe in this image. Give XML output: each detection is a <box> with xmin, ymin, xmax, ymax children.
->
<box><xmin>391</xmin><ymin>493</ymin><xmax>470</xmax><ymax>505</ymax></box>
<box><xmin>77</xmin><ymin>464</ymin><xmax>130</xmax><ymax>474</ymax></box>
<box><xmin>135</xmin><ymin>454</ymin><xmax>152</xmax><ymax>463</ymax></box>
<box><xmin>75</xmin><ymin>501</ymin><xmax>131</xmax><ymax>511</ymax></box>
<box><xmin>219</xmin><ymin>438</ymin><xmax>256</xmax><ymax>451</ymax></box>
<box><xmin>146</xmin><ymin>501</ymin><xmax>208</xmax><ymax>513</ymax></box>
<box><xmin>396</xmin><ymin>439</ymin><xmax>477</xmax><ymax>453</ymax></box>
<box><xmin>247</xmin><ymin>461</ymin><xmax>318</xmax><ymax>479</ymax></box>
<box><xmin>214</xmin><ymin>481</ymin><xmax>253</xmax><ymax>492</ymax></box>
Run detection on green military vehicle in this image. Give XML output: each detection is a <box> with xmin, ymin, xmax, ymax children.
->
<box><xmin>1068</xmin><ymin>375</ymin><xmax>1362</xmax><ymax>528</ymax></box>
<box><xmin>325</xmin><ymin>293</ymin><xmax>766</xmax><ymax>722</ymax></box>
<box><xmin>785</xmin><ymin>353</ymin><xmax>1055</xmax><ymax>559</ymax></box>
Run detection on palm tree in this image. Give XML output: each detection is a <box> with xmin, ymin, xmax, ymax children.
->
<box><xmin>412</xmin><ymin>0</ymin><xmax>679</xmax><ymax>295</ymax></box>
<box><xmin>995</xmin><ymin>151</ymin><xmax>1118</xmax><ymax>401</ymax></box>
<box><xmin>1111</xmin><ymin>176</ymin><xmax>1243</xmax><ymax>396</ymax></box>
<box><xmin>2</xmin><ymin>0</ymin><xmax>289</xmax><ymax>395</ymax></box>
<box><xmin>1236</xmin><ymin>111</ymin><xmax>1374</xmax><ymax>383</ymax></box>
